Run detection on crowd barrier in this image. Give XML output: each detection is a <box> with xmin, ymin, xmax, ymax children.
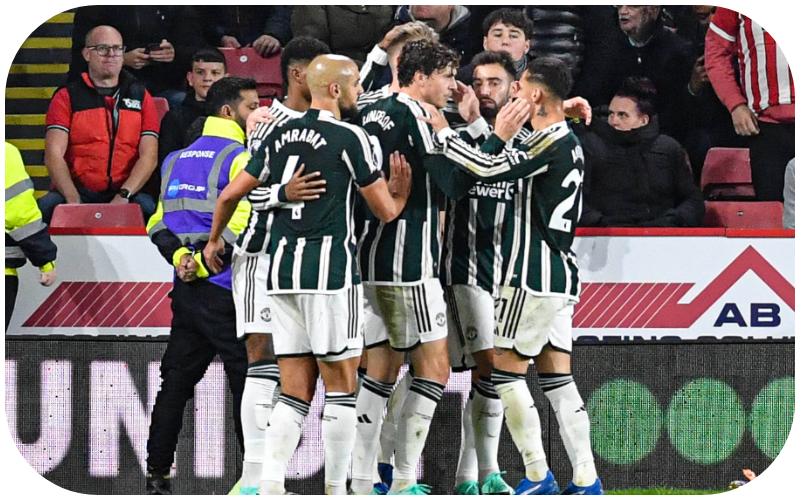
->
<box><xmin>5</xmin><ymin>228</ymin><xmax>795</xmax><ymax>493</ymax></box>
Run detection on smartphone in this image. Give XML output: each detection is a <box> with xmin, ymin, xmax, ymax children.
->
<box><xmin>145</xmin><ymin>42</ymin><xmax>162</xmax><ymax>54</ymax></box>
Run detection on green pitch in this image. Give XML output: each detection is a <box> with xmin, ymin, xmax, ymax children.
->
<box><xmin>608</xmin><ymin>488</ymin><xmax>727</xmax><ymax>495</ymax></box>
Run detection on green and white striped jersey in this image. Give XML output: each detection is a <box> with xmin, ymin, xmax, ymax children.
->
<box><xmin>438</xmin><ymin>121</ymin><xmax>584</xmax><ymax>302</ymax></box>
<box><xmin>236</xmin><ymin>100</ymin><xmax>304</xmax><ymax>256</ymax></box>
<box><xmin>356</xmin><ymin>92</ymin><xmax>476</xmax><ymax>286</ymax></box>
<box><xmin>441</xmin><ymin>122</ymin><xmax>532</xmax><ymax>298</ymax></box>
<box><xmin>245</xmin><ymin>108</ymin><xmax>382</xmax><ymax>294</ymax></box>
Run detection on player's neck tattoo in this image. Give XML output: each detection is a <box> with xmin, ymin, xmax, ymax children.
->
<box><xmin>537</xmin><ymin>106</ymin><xmax>548</xmax><ymax>117</ymax></box>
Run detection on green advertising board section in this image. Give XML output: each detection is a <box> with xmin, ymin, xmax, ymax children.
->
<box><xmin>4</xmin><ymin>339</ymin><xmax>795</xmax><ymax>494</ymax></box>
<box><xmin>544</xmin><ymin>342</ymin><xmax>795</xmax><ymax>491</ymax></box>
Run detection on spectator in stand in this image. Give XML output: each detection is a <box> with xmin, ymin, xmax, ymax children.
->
<box><xmin>456</xmin><ymin>8</ymin><xmax>533</xmax><ymax>84</ymax></box>
<box><xmin>40</xmin><ymin>26</ymin><xmax>159</xmax><ymax>224</ymax></box>
<box><xmin>579</xmin><ymin>77</ymin><xmax>704</xmax><ymax>228</ymax></box>
<box><xmin>394</xmin><ymin>5</ymin><xmax>472</xmax><ymax>62</ymax></box>
<box><xmin>666</xmin><ymin>6</ymin><xmax>744</xmax><ymax>183</ymax></box>
<box><xmin>705</xmin><ymin>7</ymin><xmax>795</xmax><ymax>202</ymax></box>
<box><xmin>784</xmin><ymin>159</ymin><xmax>795</xmax><ymax>230</ymax></box>
<box><xmin>674</xmin><ymin>5</ymin><xmax>716</xmax><ymax>48</ymax></box>
<box><xmin>69</xmin><ymin>6</ymin><xmax>207</xmax><ymax>108</ymax></box>
<box><xmin>291</xmin><ymin>5</ymin><xmax>394</xmax><ymax>65</ymax></box>
<box><xmin>199</xmin><ymin>6</ymin><xmax>293</xmax><ymax>57</ymax></box>
<box><xmin>158</xmin><ymin>48</ymin><xmax>228</xmax><ymax>167</ymax></box>
<box><xmin>571</xmin><ymin>6</ymin><xmax>698</xmax><ymax>142</ymax></box>
<box><xmin>5</xmin><ymin>143</ymin><xmax>57</xmax><ymax>332</ymax></box>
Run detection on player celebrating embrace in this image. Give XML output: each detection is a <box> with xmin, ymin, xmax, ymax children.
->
<box><xmin>425</xmin><ymin>57</ymin><xmax>603</xmax><ymax>495</ymax></box>
<box><xmin>242</xmin><ymin>54</ymin><xmax>410</xmax><ymax>495</ymax></box>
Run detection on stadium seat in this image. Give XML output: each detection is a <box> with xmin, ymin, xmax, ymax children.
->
<box><xmin>700</xmin><ymin>147</ymin><xmax>756</xmax><ymax>200</ymax></box>
<box><xmin>702</xmin><ymin>201</ymin><xmax>784</xmax><ymax>229</ymax></box>
<box><xmin>153</xmin><ymin>97</ymin><xmax>170</xmax><ymax>124</ymax></box>
<box><xmin>220</xmin><ymin>48</ymin><xmax>283</xmax><ymax>98</ymax></box>
<box><xmin>259</xmin><ymin>97</ymin><xmax>274</xmax><ymax>108</ymax></box>
<box><xmin>50</xmin><ymin>203</ymin><xmax>145</xmax><ymax>231</ymax></box>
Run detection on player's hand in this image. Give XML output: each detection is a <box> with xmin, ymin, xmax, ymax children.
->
<box><xmin>221</xmin><ymin>36</ymin><xmax>241</xmax><ymax>48</ymax></box>
<box><xmin>124</xmin><ymin>48</ymin><xmax>150</xmax><ymax>69</ymax></box>
<box><xmin>253</xmin><ymin>35</ymin><xmax>282</xmax><ymax>57</ymax></box>
<box><xmin>453</xmin><ymin>81</ymin><xmax>481</xmax><ymax>124</ymax></box>
<box><xmin>563</xmin><ymin>96</ymin><xmax>592</xmax><ymax>125</ymax></box>
<box><xmin>202</xmin><ymin>238</ymin><xmax>225</xmax><ymax>275</ymax></box>
<box><xmin>285</xmin><ymin>164</ymin><xmax>327</xmax><ymax>201</ymax></box>
<box><xmin>388</xmin><ymin>151</ymin><xmax>412</xmax><ymax>200</ymax></box>
<box><xmin>246</xmin><ymin>107</ymin><xmax>278</xmax><ymax>138</ymax></box>
<box><xmin>110</xmin><ymin>194</ymin><xmax>129</xmax><ymax>204</ymax></box>
<box><xmin>149</xmin><ymin>40</ymin><xmax>175</xmax><ymax>63</ymax></box>
<box><xmin>417</xmin><ymin>102</ymin><xmax>450</xmax><ymax>133</ymax></box>
<box><xmin>731</xmin><ymin>104</ymin><xmax>759</xmax><ymax>136</ymax></box>
<box><xmin>378</xmin><ymin>24</ymin><xmax>406</xmax><ymax>51</ymax></box>
<box><xmin>495</xmin><ymin>99</ymin><xmax>530</xmax><ymax>142</ymax></box>
<box><xmin>39</xmin><ymin>268</ymin><xmax>57</xmax><ymax>287</ymax></box>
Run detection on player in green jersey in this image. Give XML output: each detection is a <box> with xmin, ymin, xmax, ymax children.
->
<box><xmin>424</xmin><ymin>57</ymin><xmax>603</xmax><ymax>495</ymax></box>
<box><xmin>200</xmin><ymin>37</ymin><xmax>331</xmax><ymax>494</ymax></box>
<box><xmin>217</xmin><ymin>54</ymin><xmax>411</xmax><ymax>495</ymax></box>
<box><xmin>443</xmin><ymin>51</ymin><xmax>524</xmax><ymax>496</ymax></box>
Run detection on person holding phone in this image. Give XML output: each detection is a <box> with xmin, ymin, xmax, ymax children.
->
<box><xmin>69</xmin><ymin>6</ymin><xmax>207</xmax><ymax>108</ymax></box>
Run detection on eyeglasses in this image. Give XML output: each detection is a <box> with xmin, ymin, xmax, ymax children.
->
<box><xmin>86</xmin><ymin>45</ymin><xmax>126</xmax><ymax>56</ymax></box>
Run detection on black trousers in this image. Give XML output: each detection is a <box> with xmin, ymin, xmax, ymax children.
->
<box><xmin>6</xmin><ymin>275</ymin><xmax>19</xmax><ymax>332</ymax></box>
<box><xmin>749</xmin><ymin>121</ymin><xmax>796</xmax><ymax>201</ymax></box>
<box><xmin>146</xmin><ymin>278</ymin><xmax>248</xmax><ymax>472</ymax></box>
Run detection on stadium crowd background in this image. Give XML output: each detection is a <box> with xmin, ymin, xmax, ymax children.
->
<box><xmin>4</xmin><ymin>5</ymin><xmax>796</xmax><ymax>230</ymax></box>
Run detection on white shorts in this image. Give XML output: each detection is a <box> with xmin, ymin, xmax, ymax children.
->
<box><xmin>444</xmin><ymin>284</ymin><xmax>497</xmax><ymax>371</ymax></box>
<box><xmin>363</xmin><ymin>279</ymin><xmax>448</xmax><ymax>351</ymax></box>
<box><xmin>495</xmin><ymin>287</ymin><xmax>573</xmax><ymax>359</ymax></box>
<box><xmin>232</xmin><ymin>252</ymin><xmax>273</xmax><ymax>339</ymax></box>
<box><xmin>268</xmin><ymin>285</ymin><xmax>364</xmax><ymax>363</ymax></box>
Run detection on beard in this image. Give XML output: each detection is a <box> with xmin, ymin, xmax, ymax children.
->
<box><xmin>340</xmin><ymin>103</ymin><xmax>359</xmax><ymax>122</ymax></box>
<box><xmin>480</xmin><ymin>105</ymin><xmax>499</xmax><ymax>121</ymax></box>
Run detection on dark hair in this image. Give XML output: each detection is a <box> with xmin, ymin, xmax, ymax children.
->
<box><xmin>281</xmin><ymin>36</ymin><xmax>331</xmax><ymax>94</ymax></box>
<box><xmin>482</xmin><ymin>8</ymin><xmax>534</xmax><ymax>40</ymax></box>
<box><xmin>524</xmin><ymin>57</ymin><xmax>573</xmax><ymax>101</ymax></box>
<box><xmin>192</xmin><ymin>47</ymin><xmax>227</xmax><ymax>71</ymax></box>
<box><xmin>615</xmin><ymin>76</ymin><xmax>657</xmax><ymax>117</ymax></box>
<box><xmin>471</xmin><ymin>51</ymin><xmax>516</xmax><ymax>81</ymax></box>
<box><xmin>397</xmin><ymin>39</ymin><xmax>460</xmax><ymax>87</ymax></box>
<box><xmin>206</xmin><ymin>77</ymin><xmax>257</xmax><ymax>117</ymax></box>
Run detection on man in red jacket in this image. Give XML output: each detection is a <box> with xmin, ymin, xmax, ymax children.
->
<box><xmin>40</xmin><ymin>25</ymin><xmax>159</xmax><ymax>223</ymax></box>
<box><xmin>705</xmin><ymin>7</ymin><xmax>795</xmax><ymax>201</ymax></box>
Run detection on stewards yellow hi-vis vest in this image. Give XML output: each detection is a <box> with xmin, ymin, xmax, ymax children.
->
<box><xmin>5</xmin><ymin>143</ymin><xmax>57</xmax><ymax>276</ymax></box>
<box><xmin>146</xmin><ymin>117</ymin><xmax>251</xmax><ymax>290</ymax></box>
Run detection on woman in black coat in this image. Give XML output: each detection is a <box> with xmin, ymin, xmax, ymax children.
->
<box><xmin>578</xmin><ymin>77</ymin><xmax>704</xmax><ymax>228</ymax></box>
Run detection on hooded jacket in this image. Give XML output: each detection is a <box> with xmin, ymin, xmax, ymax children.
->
<box><xmin>578</xmin><ymin>117</ymin><xmax>704</xmax><ymax>228</ymax></box>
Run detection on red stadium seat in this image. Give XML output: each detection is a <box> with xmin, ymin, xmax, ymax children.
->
<box><xmin>152</xmin><ymin>97</ymin><xmax>170</xmax><ymax>124</ymax></box>
<box><xmin>700</xmin><ymin>148</ymin><xmax>756</xmax><ymax>200</ymax></box>
<box><xmin>50</xmin><ymin>203</ymin><xmax>145</xmax><ymax>231</ymax></box>
<box><xmin>221</xmin><ymin>48</ymin><xmax>283</xmax><ymax>98</ymax></box>
<box><xmin>702</xmin><ymin>201</ymin><xmax>784</xmax><ymax>229</ymax></box>
<box><xmin>259</xmin><ymin>97</ymin><xmax>274</xmax><ymax>108</ymax></box>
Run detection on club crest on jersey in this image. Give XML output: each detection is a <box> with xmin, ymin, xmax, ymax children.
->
<box><xmin>261</xmin><ymin>308</ymin><xmax>271</xmax><ymax>322</ymax></box>
<box><xmin>436</xmin><ymin>312</ymin><xmax>446</xmax><ymax>327</ymax></box>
